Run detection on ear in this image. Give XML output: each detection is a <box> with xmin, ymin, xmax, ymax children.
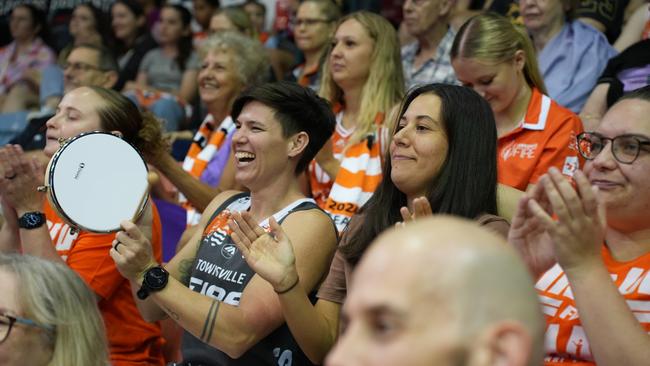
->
<box><xmin>287</xmin><ymin>131</ymin><xmax>309</xmax><ymax>159</ymax></box>
<box><xmin>467</xmin><ymin>322</ymin><xmax>533</xmax><ymax>366</ymax></box>
<box><xmin>513</xmin><ymin>49</ymin><xmax>526</xmax><ymax>73</ymax></box>
<box><xmin>103</xmin><ymin>71</ymin><xmax>119</xmax><ymax>89</ymax></box>
<box><xmin>439</xmin><ymin>0</ymin><xmax>455</xmax><ymax>17</ymax></box>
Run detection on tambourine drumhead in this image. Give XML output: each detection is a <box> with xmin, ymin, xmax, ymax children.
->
<box><xmin>46</xmin><ymin>132</ymin><xmax>149</xmax><ymax>233</ymax></box>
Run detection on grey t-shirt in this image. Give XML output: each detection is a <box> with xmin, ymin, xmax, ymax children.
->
<box><xmin>139</xmin><ymin>48</ymin><xmax>199</xmax><ymax>91</ymax></box>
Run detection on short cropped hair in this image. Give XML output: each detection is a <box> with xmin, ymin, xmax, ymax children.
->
<box><xmin>70</xmin><ymin>43</ymin><xmax>119</xmax><ymax>73</ymax></box>
<box><xmin>231</xmin><ymin>81</ymin><xmax>336</xmax><ymax>174</ymax></box>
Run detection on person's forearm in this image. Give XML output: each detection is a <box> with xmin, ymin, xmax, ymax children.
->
<box><xmin>319</xmin><ymin>157</ymin><xmax>340</xmax><ymax>182</ymax></box>
<box><xmin>278</xmin><ymin>284</ymin><xmax>339</xmax><ymax>364</ymax></box>
<box><xmin>566</xmin><ymin>262</ymin><xmax>650</xmax><ymax>366</ymax></box>
<box><xmin>18</xmin><ymin>225</ymin><xmax>66</xmax><ymax>264</ymax></box>
<box><xmin>148</xmin><ymin>277</ymin><xmax>260</xmax><ymax>358</ymax></box>
<box><xmin>155</xmin><ymin>153</ymin><xmax>221</xmax><ymax>212</ymax></box>
<box><xmin>130</xmin><ymin>277</ymin><xmax>169</xmax><ymax>322</ymax></box>
<box><xmin>0</xmin><ymin>222</ymin><xmax>20</xmax><ymax>253</ymax></box>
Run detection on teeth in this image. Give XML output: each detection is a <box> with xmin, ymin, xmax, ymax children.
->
<box><xmin>235</xmin><ymin>152</ymin><xmax>256</xmax><ymax>161</ymax></box>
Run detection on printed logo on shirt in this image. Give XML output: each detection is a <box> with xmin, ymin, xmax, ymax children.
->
<box><xmin>562</xmin><ymin>156</ymin><xmax>579</xmax><ymax>176</ymax></box>
<box><xmin>273</xmin><ymin>347</ymin><xmax>293</xmax><ymax>366</ymax></box>
<box><xmin>501</xmin><ymin>141</ymin><xmax>538</xmax><ymax>161</ymax></box>
<box><xmin>47</xmin><ymin>220</ymin><xmax>79</xmax><ymax>261</ymax></box>
<box><xmin>536</xmin><ymin>263</ymin><xmax>650</xmax><ymax>363</ymax></box>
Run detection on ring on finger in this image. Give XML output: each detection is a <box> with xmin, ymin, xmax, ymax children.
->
<box><xmin>113</xmin><ymin>241</ymin><xmax>122</xmax><ymax>253</ymax></box>
<box><xmin>4</xmin><ymin>173</ymin><xmax>16</xmax><ymax>180</ymax></box>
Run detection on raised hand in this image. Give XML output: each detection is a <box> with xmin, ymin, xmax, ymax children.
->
<box><xmin>528</xmin><ymin>168</ymin><xmax>606</xmax><ymax>274</ymax></box>
<box><xmin>0</xmin><ymin>145</ymin><xmax>45</xmax><ymax>213</ymax></box>
<box><xmin>508</xmin><ymin>182</ymin><xmax>556</xmax><ymax>277</ymax></box>
<box><xmin>396</xmin><ymin>196</ymin><xmax>433</xmax><ymax>227</ymax></box>
<box><xmin>229</xmin><ymin>211</ymin><xmax>298</xmax><ymax>293</ymax></box>
<box><xmin>110</xmin><ymin>220</ymin><xmax>159</xmax><ymax>282</ymax></box>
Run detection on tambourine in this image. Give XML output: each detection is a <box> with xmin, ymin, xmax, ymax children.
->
<box><xmin>39</xmin><ymin>131</ymin><xmax>149</xmax><ymax>233</ymax></box>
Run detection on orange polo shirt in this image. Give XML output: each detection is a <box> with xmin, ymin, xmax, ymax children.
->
<box><xmin>498</xmin><ymin>88</ymin><xmax>584</xmax><ymax>191</ymax></box>
<box><xmin>536</xmin><ymin>245</ymin><xmax>650</xmax><ymax>365</ymax></box>
<box><xmin>44</xmin><ymin>200</ymin><xmax>165</xmax><ymax>366</ymax></box>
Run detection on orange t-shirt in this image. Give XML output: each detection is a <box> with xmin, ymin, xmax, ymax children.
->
<box><xmin>536</xmin><ymin>246</ymin><xmax>650</xmax><ymax>365</ymax></box>
<box><xmin>308</xmin><ymin>111</ymin><xmax>354</xmax><ymax>208</ymax></box>
<box><xmin>44</xmin><ymin>200</ymin><xmax>165</xmax><ymax>366</ymax></box>
<box><xmin>498</xmin><ymin>88</ymin><xmax>584</xmax><ymax>191</ymax></box>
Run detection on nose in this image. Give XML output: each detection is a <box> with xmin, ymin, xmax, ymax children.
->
<box><xmin>393</xmin><ymin>123</ymin><xmax>413</xmax><ymax>147</ymax></box>
<box><xmin>590</xmin><ymin>140</ymin><xmax>618</xmax><ymax>171</ymax></box>
<box><xmin>325</xmin><ymin>327</ymin><xmax>362</xmax><ymax>366</ymax></box>
<box><xmin>45</xmin><ymin>113</ymin><xmax>60</xmax><ymax>130</ymax></box>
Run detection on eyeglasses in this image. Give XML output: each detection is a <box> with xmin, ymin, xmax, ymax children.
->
<box><xmin>62</xmin><ymin>61</ymin><xmax>102</xmax><ymax>72</ymax></box>
<box><xmin>0</xmin><ymin>313</ymin><xmax>54</xmax><ymax>344</ymax></box>
<box><xmin>577</xmin><ymin>132</ymin><xmax>650</xmax><ymax>164</ymax></box>
<box><xmin>291</xmin><ymin>18</ymin><xmax>331</xmax><ymax>27</ymax></box>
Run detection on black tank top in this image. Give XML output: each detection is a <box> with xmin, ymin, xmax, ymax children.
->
<box><xmin>181</xmin><ymin>193</ymin><xmax>321</xmax><ymax>366</ymax></box>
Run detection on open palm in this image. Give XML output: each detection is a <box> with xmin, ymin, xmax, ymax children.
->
<box><xmin>230</xmin><ymin>211</ymin><xmax>298</xmax><ymax>290</ymax></box>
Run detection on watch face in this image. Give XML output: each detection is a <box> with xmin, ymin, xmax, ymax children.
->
<box><xmin>19</xmin><ymin>212</ymin><xmax>46</xmax><ymax>229</ymax></box>
<box><xmin>145</xmin><ymin>267</ymin><xmax>168</xmax><ymax>289</ymax></box>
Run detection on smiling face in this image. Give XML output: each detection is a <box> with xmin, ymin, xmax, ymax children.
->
<box><xmin>452</xmin><ymin>53</ymin><xmax>525</xmax><ymax>116</ymax></box>
<box><xmin>294</xmin><ymin>2</ymin><xmax>335</xmax><ymax>53</ymax></box>
<box><xmin>198</xmin><ymin>49</ymin><xmax>241</xmax><ymax>109</ymax></box>
<box><xmin>44</xmin><ymin>87</ymin><xmax>104</xmax><ymax>157</ymax></box>
<box><xmin>0</xmin><ymin>270</ymin><xmax>52</xmax><ymax>366</ymax></box>
<box><xmin>390</xmin><ymin>93</ymin><xmax>448</xmax><ymax>199</ymax></box>
<box><xmin>232</xmin><ymin>101</ymin><xmax>295</xmax><ymax>190</ymax></box>
<box><xmin>329</xmin><ymin>19</ymin><xmax>374</xmax><ymax>90</ymax></box>
<box><xmin>584</xmin><ymin>98</ymin><xmax>650</xmax><ymax>231</ymax></box>
<box><xmin>111</xmin><ymin>2</ymin><xmax>142</xmax><ymax>42</ymax></box>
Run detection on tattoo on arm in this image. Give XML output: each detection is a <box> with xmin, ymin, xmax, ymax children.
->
<box><xmin>200</xmin><ymin>300</ymin><xmax>220</xmax><ymax>343</ymax></box>
<box><xmin>178</xmin><ymin>257</ymin><xmax>195</xmax><ymax>286</ymax></box>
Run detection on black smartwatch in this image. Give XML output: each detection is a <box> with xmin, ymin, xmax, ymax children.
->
<box><xmin>137</xmin><ymin>266</ymin><xmax>169</xmax><ymax>300</ymax></box>
<box><xmin>18</xmin><ymin>212</ymin><xmax>46</xmax><ymax>229</ymax></box>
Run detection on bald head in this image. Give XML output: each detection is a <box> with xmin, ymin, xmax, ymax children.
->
<box><xmin>326</xmin><ymin>216</ymin><xmax>544</xmax><ymax>366</ymax></box>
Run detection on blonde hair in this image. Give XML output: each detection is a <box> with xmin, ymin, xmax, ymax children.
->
<box><xmin>451</xmin><ymin>12</ymin><xmax>547</xmax><ymax>95</ymax></box>
<box><xmin>0</xmin><ymin>254</ymin><xmax>109</xmax><ymax>366</ymax></box>
<box><xmin>319</xmin><ymin>11</ymin><xmax>404</xmax><ymax>147</ymax></box>
<box><xmin>199</xmin><ymin>31</ymin><xmax>269</xmax><ymax>90</ymax></box>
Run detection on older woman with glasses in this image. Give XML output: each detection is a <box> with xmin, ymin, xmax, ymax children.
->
<box><xmin>509</xmin><ymin>84</ymin><xmax>650</xmax><ymax>365</ymax></box>
<box><xmin>0</xmin><ymin>253</ymin><xmax>108</xmax><ymax>366</ymax></box>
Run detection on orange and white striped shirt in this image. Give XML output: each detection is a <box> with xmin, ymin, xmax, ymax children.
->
<box><xmin>536</xmin><ymin>246</ymin><xmax>650</xmax><ymax>365</ymax></box>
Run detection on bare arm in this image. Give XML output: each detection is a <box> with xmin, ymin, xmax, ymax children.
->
<box><xmin>527</xmin><ymin>168</ymin><xmax>650</xmax><ymax>365</ymax></box>
<box><xmin>497</xmin><ymin>183</ymin><xmax>525</xmax><ymax>222</ymax></box>
<box><xmin>231</xmin><ymin>211</ymin><xmax>340</xmax><ymax>363</ymax></box>
<box><xmin>113</xmin><ymin>192</ymin><xmax>337</xmax><ymax>358</ymax></box>
<box><xmin>151</xmin><ymin>152</ymin><xmax>221</xmax><ymax>212</ymax></box>
<box><xmin>614</xmin><ymin>4</ymin><xmax>647</xmax><ymax>52</ymax></box>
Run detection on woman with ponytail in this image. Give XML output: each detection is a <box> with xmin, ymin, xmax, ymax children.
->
<box><xmin>0</xmin><ymin>86</ymin><xmax>166</xmax><ymax>366</ymax></box>
<box><xmin>451</xmin><ymin>12</ymin><xmax>584</xmax><ymax>193</ymax></box>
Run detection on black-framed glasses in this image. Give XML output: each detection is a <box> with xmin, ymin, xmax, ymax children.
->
<box><xmin>577</xmin><ymin>132</ymin><xmax>650</xmax><ymax>164</ymax></box>
<box><xmin>62</xmin><ymin>61</ymin><xmax>102</xmax><ymax>73</ymax></box>
<box><xmin>0</xmin><ymin>313</ymin><xmax>54</xmax><ymax>344</ymax></box>
<box><xmin>291</xmin><ymin>18</ymin><xmax>332</xmax><ymax>27</ymax></box>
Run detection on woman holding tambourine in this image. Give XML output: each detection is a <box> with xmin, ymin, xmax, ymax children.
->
<box><xmin>0</xmin><ymin>86</ymin><xmax>167</xmax><ymax>366</ymax></box>
<box><xmin>109</xmin><ymin>82</ymin><xmax>339</xmax><ymax>366</ymax></box>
